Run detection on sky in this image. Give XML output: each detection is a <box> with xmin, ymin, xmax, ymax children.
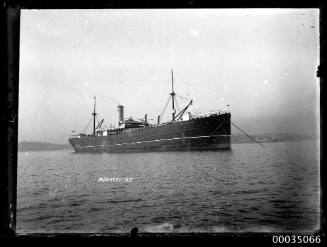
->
<box><xmin>19</xmin><ymin>9</ymin><xmax>320</xmax><ymax>144</ymax></box>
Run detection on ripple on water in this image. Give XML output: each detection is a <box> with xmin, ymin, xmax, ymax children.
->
<box><xmin>143</xmin><ymin>223</ymin><xmax>174</xmax><ymax>232</ymax></box>
<box><xmin>17</xmin><ymin>141</ymin><xmax>320</xmax><ymax>233</ymax></box>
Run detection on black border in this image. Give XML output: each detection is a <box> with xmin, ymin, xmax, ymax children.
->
<box><xmin>1</xmin><ymin>0</ymin><xmax>326</xmax><ymax>244</ymax></box>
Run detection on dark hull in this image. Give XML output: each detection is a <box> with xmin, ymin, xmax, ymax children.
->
<box><xmin>69</xmin><ymin>113</ymin><xmax>231</xmax><ymax>153</ymax></box>
<box><xmin>68</xmin><ymin>136</ymin><xmax>107</xmax><ymax>153</ymax></box>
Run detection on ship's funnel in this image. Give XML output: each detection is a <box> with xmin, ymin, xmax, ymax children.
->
<box><xmin>117</xmin><ymin>105</ymin><xmax>124</xmax><ymax>125</ymax></box>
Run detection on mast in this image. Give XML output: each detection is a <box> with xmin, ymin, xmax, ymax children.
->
<box><xmin>170</xmin><ymin>69</ymin><xmax>176</xmax><ymax>121</ymax></box>
<box><xmin>92</xmin><ymin>96</ymin><xmax>97</xmax><ymax>135</ymax></box>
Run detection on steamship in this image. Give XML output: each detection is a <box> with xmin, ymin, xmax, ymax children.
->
<box><xmin>68</xmin><ymin>71</ymin><xmax>231</xmax><ymax>152</ymax></box>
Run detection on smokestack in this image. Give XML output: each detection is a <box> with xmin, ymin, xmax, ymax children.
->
<box><xmin>117</xmin><ymin>105</ymin><xmax>124</xmax><ymax>125</ymax></box>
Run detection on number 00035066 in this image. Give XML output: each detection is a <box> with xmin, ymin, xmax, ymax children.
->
<box><xmin>272</xmin><ymin>235</ymin><xmax>321</xmax><ymax>244</ymax></box>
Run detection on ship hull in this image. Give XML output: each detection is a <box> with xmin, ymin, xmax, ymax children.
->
<box><xmin>69</xmin><ymin>113</ymin><xmax>231</xmax><ymax>153</ymax></box>
<box><xmin>68</xmin><ymin>136</ymin><xmax>107</xmax><ymax>153</ymax></box>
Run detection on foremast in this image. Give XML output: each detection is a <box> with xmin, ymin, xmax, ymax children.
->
<box><xmin>158</xmin><ymin>70</ymin><xmax>193</xmax><ymax>123</ymax></box>
<box><xmin>92</xmin><ymin>96</ymin><xmax>97</xmax><ymax>136</ymax></box>
<box><xmin>170</xmin><ymin>69</ymin><xmax>176</xmax><ymax>121</ymax></box>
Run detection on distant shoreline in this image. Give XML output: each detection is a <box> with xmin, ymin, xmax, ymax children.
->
<box><xmin>18</xmin><ymin>141</ymin><xmax>72</xmax><ymax>152</ymax></box>
<box><xmin>18</xmin><ymin>134</ymin><xmax>317</xmax><ymax>152</ymax></box>
<box><xmin>231</xmin><ymin>133</ymin><xmax>317</xmax><ymax>144</ymax></box>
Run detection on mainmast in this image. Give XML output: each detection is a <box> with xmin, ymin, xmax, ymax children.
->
<box><xmin>170</xmin><ymin>69</ymin><xmax>176</xmax><ymax>121</ymax></box>
<box><xmin>92</xmin><ymin>96</ymin><xmax>97</xmax><ymax>136</ymax></box>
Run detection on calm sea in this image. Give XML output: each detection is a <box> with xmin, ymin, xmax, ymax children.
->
<box><xmin>17</xmin><ymin>140</ymin><xmax>320</xmax><ymax>233</ymax></box>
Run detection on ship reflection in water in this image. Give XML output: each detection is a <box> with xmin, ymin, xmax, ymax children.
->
<box><xmin>69</xmin><ymin>71</ymin><xmax>231</xmax><ymax>153</ymax></box>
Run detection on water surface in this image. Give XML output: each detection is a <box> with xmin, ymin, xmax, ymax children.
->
<box><xmin>17</xmin><ymin>140</ymin><xmax>320</xmax><ymax>233</ymax></box>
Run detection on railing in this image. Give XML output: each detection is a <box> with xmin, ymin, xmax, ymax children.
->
<box><xmin>192</xmin><ymin>110</ymin><xmax>228</xmax><ymax>118</ymax></box>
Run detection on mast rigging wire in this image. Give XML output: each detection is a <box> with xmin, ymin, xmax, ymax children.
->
<box><xmin>174</xmin><ymin>97</ymin><xmax>181</xmax><ymax>113</ymax></box>
<box><xmin>176</xmin><ymin>93</ymin><xmax>192</xmax><ymax>102</ymax></box>
<box><xmin>159</xmin><ymin>96</ymin><xmax>171</xmax><ymax>120</ymax></box>
<box><xmin>83</xmin><ymin>116</ymin><xmax>93</xmax><ymax>134</ymax></box>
